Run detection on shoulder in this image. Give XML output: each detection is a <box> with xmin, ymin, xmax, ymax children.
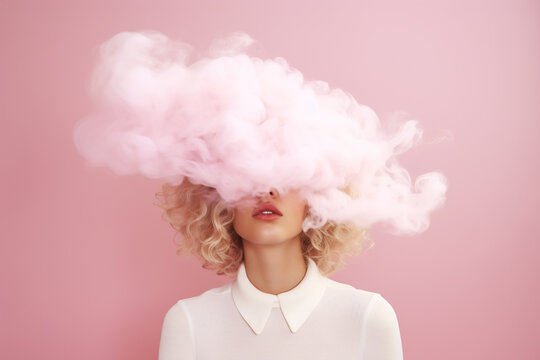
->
<box><xmin>160</xmin><ymin>285</ymin><xmax>230</xmax><ymax>360</ymax></box>
<box><xmin>359</xmin><ymin>292</ymin><xmax>403</xmax><ymax>358</ymax></box>
<box><xmin>324</xmin><ymin>279</ymin><xmax>402</xmax><ymax>357</ymax></box>
<box><xmin>325</xmin><ymin>278</ymin><xmax>399</xmax><ymax>321</ymax></box>
<box><xmin>161</xmin><ymin>282</ymin><xmax>233</xmax><ymax>334</ymax></box>
<box><xmin>165</xmin><ymin>281</ymin><xmax>233</xmax><ymax>314</ymax></box>
<box><xmin>161</xmin><ymin>298</ymin><xmax>191</xmax><ymax>331</ymax></box>
<box><xmin>325</xmin><ymin>277</ymin><xmax>381</xmax><ymax>309</ymax></box>
<box><xmin>363</xmin><ymin>292</ymin><xmax>400</xmax><ymax>331</ymax></box>
<box><xmin>325</xmin><ymin>277</ymin><xmax>378</xmax><ymax>298</ymax></box>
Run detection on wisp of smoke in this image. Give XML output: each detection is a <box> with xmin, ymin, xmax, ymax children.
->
<box><xmin>73</xmin><ymin>30</ymin><xmax>448</xmax><ymax>235</ymax></box>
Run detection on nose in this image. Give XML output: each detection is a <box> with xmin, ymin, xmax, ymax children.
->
<box><xmin>260</xmin><ymin>187</ymin><xmax>279</xmax><ymax>200</ymax></box>
<box><xmin>268</xmin><ymin>188</ymin><xmax>279</xmax><ymax>197</ymax></box>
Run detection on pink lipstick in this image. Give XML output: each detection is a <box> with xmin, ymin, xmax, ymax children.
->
<box><xmin>252</xmin><ymin>203</ymin><xmax>283</xmax><ymax>221</ymax></box>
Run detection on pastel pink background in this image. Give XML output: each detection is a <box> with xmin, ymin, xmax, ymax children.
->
<box><xmin>1</xmin><ymin>0</ymin><xmax>538</xmax><ymax>359</ymax></box>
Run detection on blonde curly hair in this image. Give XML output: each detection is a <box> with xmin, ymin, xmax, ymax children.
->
<box><xmin>154</xmin><ymin>177</ymin><xmax>374</xmax><ymax>277</ymax></box>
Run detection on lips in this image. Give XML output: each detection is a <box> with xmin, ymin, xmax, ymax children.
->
<box><xmin>252</xmin><ymin>203</ymin><xmax>283</xmax><ymax>216</ymax></box>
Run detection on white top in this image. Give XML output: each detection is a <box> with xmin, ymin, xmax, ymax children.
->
<box><xmin>159</xmin><ymin>257</ymin><xmax>403</xmax><ymax>359</ymax></box>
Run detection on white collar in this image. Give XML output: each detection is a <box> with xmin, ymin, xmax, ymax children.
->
<box><xmin>231</xmin><ymin>257</ymin><xmax>328</xmax><ymax>335</ymax></box>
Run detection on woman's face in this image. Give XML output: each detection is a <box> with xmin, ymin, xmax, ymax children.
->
<box><xmin>233</xmin><ymin>188</ymin><xmax>308</xmax><ymax>246</ymax></box>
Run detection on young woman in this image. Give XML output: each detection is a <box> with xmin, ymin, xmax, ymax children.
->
<box><xmin>73</xmin><ymin>30</ymin><xmax>447</xmax><ymax>360</ymax></box>
<box><xmin>156</xmin><ymin>181</ymin><xmax>403</xmax><ymax>359</ymax></box>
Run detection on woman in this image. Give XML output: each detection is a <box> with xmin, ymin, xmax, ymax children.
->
<box><xmin>73</xmin><ymin>30</ymin><xmax>447</xmax><ymax>360</ymax></box>
<box><xmin>156</xmin><ymin>181</ymin><xmax>403</xmax><ymax>359</ymax></box>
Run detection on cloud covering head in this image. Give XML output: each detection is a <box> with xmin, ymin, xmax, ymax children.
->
<box><xmin>73</xmin><ymin>30</ymin><xmax>448</xmax><ymax>235</ymax></box>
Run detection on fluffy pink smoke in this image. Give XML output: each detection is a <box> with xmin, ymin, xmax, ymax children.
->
<box><xmin>73</xmin><ymin>30</ymin><xmax>447</xmax><ymax>235</ymax></box>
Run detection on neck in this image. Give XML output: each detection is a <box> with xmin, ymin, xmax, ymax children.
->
<box><xmin>242</xmin><ymin>235</ymin><xmax>307</xmax><ymax>295</ymax></box>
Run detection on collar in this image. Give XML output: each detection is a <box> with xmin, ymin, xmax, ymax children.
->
<box><xmin>231</xmin><ymin>257</ymin><xmax>328</xmax><ymax>335</ymax></box>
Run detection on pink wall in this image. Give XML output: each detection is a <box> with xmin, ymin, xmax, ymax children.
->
<box><xmin>1</xmin><ymin>0</ymin><xmax>538</xmax><ymax>359</ymax></box>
